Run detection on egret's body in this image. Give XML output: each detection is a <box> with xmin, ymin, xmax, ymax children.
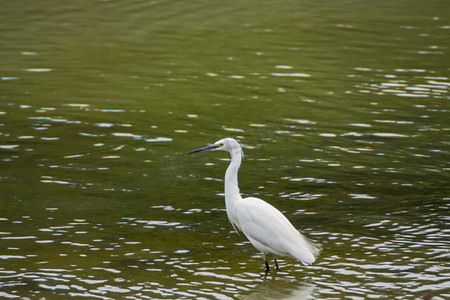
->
<box><xmin>189</xmin><ymin>138</ymin><xmax>319</xmax><ymax>271</ymax></box>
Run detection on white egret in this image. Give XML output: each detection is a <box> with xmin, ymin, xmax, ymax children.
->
<box><xmin>188</xmin><ymin>137</ymin><xmax>319</xmax><ymax>272</ymax></box>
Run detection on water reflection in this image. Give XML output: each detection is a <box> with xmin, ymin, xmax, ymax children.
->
<box><xmin>0</xmin><ymin>202</ymin><xmax>448</xmax><ymax>298</ymax></box>
<box><xmin>241</xmin><ymin>279</ymin><xmax>315</xmax><ymax>300</ymax></box>
<box><xmin>353</xmin><ymin>68</ymin><xmax>448</xmax><ymax>99</ymax></box>
<box><xmin>1</xmin><ymin>0</ymin><xmax>449</xmax><ymax>298</ymax></box>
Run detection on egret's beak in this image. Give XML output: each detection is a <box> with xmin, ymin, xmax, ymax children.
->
<box><xmin>188</xmin><ymin>144</ymin><xmax>219</xmax><ymax>154</ymax></box>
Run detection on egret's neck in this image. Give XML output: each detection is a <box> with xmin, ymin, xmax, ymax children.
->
<box><xmin>224</xmin><ymin>148</ymin><xmax>243</xmax><ymax>204</ymax></box>
<box><xmin>223</xmin><ymin>144</ymin><xmax>244</xmax><ymax>230</ymax></box>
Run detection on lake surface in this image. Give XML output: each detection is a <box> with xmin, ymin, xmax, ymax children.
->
<box><xmin>1</xmin><ymin>0</ymin><xmax>449</xmax><ymax>299</ymax></box>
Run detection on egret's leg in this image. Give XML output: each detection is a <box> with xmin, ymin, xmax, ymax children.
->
<box><xmin>262</xmin><ymin>253</ymin><xmax>270</xmax><ymax>272</ymax></box>
<box><xmin>272</xmin><ymin>254</ymin><xmax>280</xmax><ymax>270</ymax></box>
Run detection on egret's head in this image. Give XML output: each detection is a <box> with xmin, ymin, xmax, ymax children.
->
<box><xmin>188</xmin><ymin>137</ymin><xmax>243</xmax><ymax>157</ymax></box>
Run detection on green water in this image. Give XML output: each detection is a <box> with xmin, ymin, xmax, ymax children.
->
<box><xmin>1</xmin><ymin>0</ymin><xmax>449</xmax><ymax>299</ymax></box>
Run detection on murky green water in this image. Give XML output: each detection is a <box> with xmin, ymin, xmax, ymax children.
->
<box><xmin>1</xmin><ymin>0</ymin><xmax>449</xmax><ymax>299</ymax></box>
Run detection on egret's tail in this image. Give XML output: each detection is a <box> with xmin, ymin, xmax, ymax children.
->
<box><xmin>290</xmin><ymin>233</ymin><xmax>321</xmax><ymax>264</ymax></box>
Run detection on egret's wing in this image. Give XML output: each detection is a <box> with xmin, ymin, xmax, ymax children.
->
<box><xmin>228</xmin><ymin>216</ymin><xmax>242</xmax><ymax>237</ymax></box>
<box><xmin>236</xmin><ymin>197</ymin><xmax>318</xmax><ymax>264</ymax></box>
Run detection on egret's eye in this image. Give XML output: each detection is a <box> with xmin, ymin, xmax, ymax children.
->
<box><xmin>218</xmin><ymin>143</ymin><xmax>224</xmax><ymax>147</ymax></box>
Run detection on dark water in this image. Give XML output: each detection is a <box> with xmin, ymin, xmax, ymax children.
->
<box><xmin>1</xmin><ymin>0</ymin><xmax>449</xmax><ymax>299</ymax></box>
